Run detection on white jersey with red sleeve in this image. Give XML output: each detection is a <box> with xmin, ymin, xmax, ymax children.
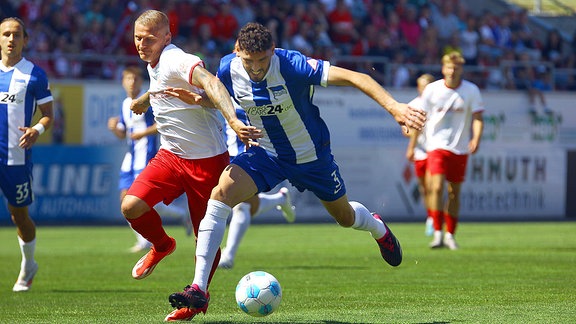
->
<box><xmin>407</xmin><ymin>96</ymin><xmax>427</xmax><ymax>161</ymax></box>
<box><xmin>421</xmin><ymin>79</ymin><xmax>484</xmax><ymax>155</ymax></box>
<box><xmin>147</xmin><ymin>44</ymin><xmax>227</xmax><ymax>159</ymax></box>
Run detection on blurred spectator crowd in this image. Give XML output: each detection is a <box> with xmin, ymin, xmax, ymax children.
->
<box><xmin>1</xmin><ymin>0</ymin><xmax>576</xmax><ymax>90</ymax></box>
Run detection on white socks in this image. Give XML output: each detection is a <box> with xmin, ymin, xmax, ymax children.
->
<box><xmin>349</xmin><ymin>201</ymin><xmax>387</xmax><ymax>239</ymax></box>
<box><xmin>222</xmin><ymin>202</ymin><xmax>251</xmax><ymax>260</ymax></box>
<box><xmin>254</xmin><ymin>191</ymin><xmax>284</xmax><ymax>217</ymax></box>
<box><xmin>18</xmin><ymin>236</ymin><xmax>36</xmax><ymax>271</ymax></box>
<box><xmin>193</xmin><ymin>199</ymin><xmax>231</xmax><ymax>292</ymax></box>
<box><xmin>134</xmin><ymin>231</ymin><xmax>151</xmax><ymax>248</ymax></box>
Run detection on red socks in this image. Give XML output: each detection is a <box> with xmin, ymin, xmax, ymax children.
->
<box><xmin>429</xmin><ymin>210</ymin><xmax>458</xmax><ymax>234</ymax></box>
<box><xmin>444</xmin><ymin>213</ymin><xmax>458</xmax><ymax>235</ymax></box>
<box><xmin>430</xmin><ymin>210</ymin><xmax>443</xmax><ymax>231</ymax></box>
<box><xmin>126</xmin><ymin>209</ymin><xmax>172</xmax><ymax>251</ymax></box>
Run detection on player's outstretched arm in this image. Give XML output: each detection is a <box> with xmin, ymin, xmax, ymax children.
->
<box><xmin>326</xmin><ymin>66</ymin><xmax>426</xmax><ymax>133</ymax></box>
<box><xmin>191</xmin><ymin>65</ymin><xmax>262</xmax><ymax>146</ymax></box>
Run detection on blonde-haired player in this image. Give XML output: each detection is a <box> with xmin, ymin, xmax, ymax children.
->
<box><xmin>120</xmin><ymin>9</ymin><xmax>256</xmax><ymax>296</ymax></box>
<box><xmin>419</xmin><ymin>52</ymin><xmax>484</xmax><ymax>249</ymax></box>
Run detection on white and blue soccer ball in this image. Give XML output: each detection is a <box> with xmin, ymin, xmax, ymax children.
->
<box><xmin>235</xmin><ymin>271</ymin><xmax>282</xmax><ymax>317</ymax></box>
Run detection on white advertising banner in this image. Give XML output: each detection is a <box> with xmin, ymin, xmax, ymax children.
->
<box><xmin>460</xmin><ymin>148</ymin><xmax>565</xmax><ymax>218</ymax></box>
<box><xmin>82</xmin><ymin>83</ymin><xmax>128</xmax><ymax>145</ymax></box>
<box><xmin>313</xmin><ymin>88</ymin><xmax>575</xmax><ymax>150</ymax></box>
<box><xmin>284</xmin><ymin>146</ymin><xmax>566</xmax><ymax>221</ymax></box>
<box><xmin>285</xmin><ymin>87</ymin><xmax>573</xmax><ymax>221</ymax></box>
<box><xmin>476</xmin><ymin>91</ymin><xmax>575</xmax><ymax>149</ymax></box>
<box><xmin>74</xmin><ymin>84</ymin><xmax>573</xmax><ymax>221</ymax></box>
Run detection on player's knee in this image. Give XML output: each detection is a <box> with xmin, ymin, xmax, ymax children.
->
<box><xmin>8</xmin><ymin>206</ymin><xmax>30</xmax><ymax>224</ymax></box>
<box><xmin>121</xmin><ymin>195</ymin><xmax>148</xmax><ymax>219</ymax></box>
<box><xmin>429</xmin><ymin>183</ymin><xmax>443</xmax><ymax>196</ymax></box>
<box><xmin>210</xmin><ymin>185</ymin><xmax>225</xmax><ymax>200</ymax></box>
<box><xmin>10</xmin><ymin>213</ymin><xmax>31</xmax><ymax>228</ymax></box>
<box><xmin>447</xmin><ymin>190</ymin><xmax>459</xmax><ymax>201</ymax></box>
<box><xmin>210</xmin><ymin>185</ymin><xmax>239</xmax><ymax>206</ymax></box>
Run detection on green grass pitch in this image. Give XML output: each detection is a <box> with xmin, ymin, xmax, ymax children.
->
<box><xmin>1</xmin><ymin>222</ymin><xmax>575</xmax><ymax>323</ymax></box>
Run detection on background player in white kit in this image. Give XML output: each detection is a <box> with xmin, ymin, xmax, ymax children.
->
<box><xmin>419</xmin><ymin>52</ymin><xmax>484</xmax><ymax>250</ymax></box>
<box><xmin>164</xmin><ymin>22</ymin><xmax>426</xmax><ymax>321</ymax></box>
<box><xmin>108</xmin><ymin>66</ymin><xmax>191</xmax><ymax>253</ymax></box>
<box><xmin>0</xmin><ymin>17</ymin><xmax>53</xmax><ymax>292</ymax></box>
<box><xmin>405</xmin><ymin>73</ymin><xmax>435</xmax><ymax>236</ymax></box>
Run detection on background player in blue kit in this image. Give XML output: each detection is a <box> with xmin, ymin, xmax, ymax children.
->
<box><xmin>0</xmin><ymin>17</ymin><xmax>54</xmax><ymax>292</ymax></box>
<box><xmin>108</xmin><ymin>66</ymin><xmax>159</xmax><ymax>252</ymax></box>
<box><xmin>108</xmin><ymin>66</ymin><xmax>192</xmax><ymax>253</ymax></box>
<box><xmin>165</xmin><ymin>22</ymin><xmax>426</xmax><ymax>321</ymax></box>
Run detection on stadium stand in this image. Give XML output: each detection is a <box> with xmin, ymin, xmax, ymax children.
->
<box><xmin>0</xmin><ymin>0</ymin><xmax>574</xmax><ymax>90</ymax></box>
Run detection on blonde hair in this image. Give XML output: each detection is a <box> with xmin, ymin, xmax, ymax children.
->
<box><xmin>441</xmin><ymin>51</ymin><xmax>465</xmax><ymax>65</ymax></box>
<box><xmin>135</xmin><ymin>10</ymin><xmax>169</xmax><ymax>32</ymax></box>
<box><xmin>417</xmin><ymin>73</ymin><xmax>435</xmax><ymax>84</ymax></box>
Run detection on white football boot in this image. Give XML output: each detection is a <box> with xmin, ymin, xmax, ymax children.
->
<box><xmin>13</xmin><ymin>261</ymin><xmax>39</xmax><ymax>292</ymax></box>
<box><xmin>429</xmin><ymin>230</ymin><xmax>444</xmax><ymax>248</ymax></box>
<box><xmin>444</xmin><ymin>232</ymin><xmax>459</xmax><ymax>250</ymax></box>
<box><xmin>277</xmin><ymin>187</ymin><xmax>296</xmax><ymax>223</ymax></box>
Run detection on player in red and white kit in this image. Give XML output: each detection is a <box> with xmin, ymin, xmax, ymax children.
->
<box><xmin>120</xmin><ymin>10</ymin><xmax>259</xmax><ymax>289</ymax></box>
<box><xmin>419</xmin><ymin>52</ymin><xmax>484</xmax><ymax>250</ymax></box>
<box><xmin>405</xmin><ymin>73</ymin><xmax>435</xmax><ymax>236</ymax></box>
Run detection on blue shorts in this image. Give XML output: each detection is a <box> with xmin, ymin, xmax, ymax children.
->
<box><xmin>119</xmin><ymin>169</ymin><xmax>143</xmax><ymax>191</ymax></box>
<box><xmin>232</xmin><ymin>146</ymin><xmax>346</xmax><ymax>202</ymax></box>
<box><xmin>0</xmin><ymin>164</ymin><xmax>34</xmax><ymax>207</ymax></box>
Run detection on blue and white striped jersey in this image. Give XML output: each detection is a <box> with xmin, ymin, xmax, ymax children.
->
<box><xmin>0</xmin><ymin>58</ymin><xmax>53</xmax><ymax>166</ymax></box>
<box><xmin>117</xmin><ymin>92</ymin><xmax>157</xmax><ymax>173</ymax></box>
<box><xmin>218</xmin><ymin>48</ymin><xmax>331</xmax><ymax>164</ymax></box>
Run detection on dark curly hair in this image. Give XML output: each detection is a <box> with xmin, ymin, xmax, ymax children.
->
<box><xmin>236</xmin><ymin>22</ymin><xmax>274</xmax><ymax>53</ymax></box>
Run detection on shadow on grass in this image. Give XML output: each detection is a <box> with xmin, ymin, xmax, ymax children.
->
<box><xmin>201</xmin><ymin>322</ymin><xmax>355</xmax><ymax>324</ymax></box>
<box><xmin>200</xmin><ymin>321</ymin><xmax>451</xmax><ymax>324</ymax></box>
<box><xmin>50</xmin><ymin>289</ymin><xmax>143</xmax><ymax>293</ymax></box>
<box><xmin>272</xmin><ymin>265</ymin><xmax>368</xmax><ymax>270</ymax></box>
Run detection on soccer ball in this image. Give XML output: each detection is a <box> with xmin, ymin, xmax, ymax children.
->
<box><xmin>235</xmin><ymin>271</ymin><xmax>282</xmax><ymax>317</ymax></box>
